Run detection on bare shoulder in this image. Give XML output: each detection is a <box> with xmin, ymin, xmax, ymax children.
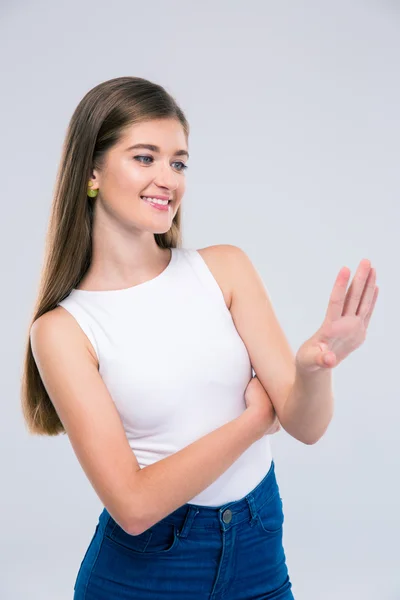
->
<box><xmin>31</xmin><ymin>305</ymin><xmax>98</xmax><ymax>366</ymax></box>
<box><xmin>196</xmin><ymin>244</ymin><xmax>246</xmax><ymax>311</ymax></box>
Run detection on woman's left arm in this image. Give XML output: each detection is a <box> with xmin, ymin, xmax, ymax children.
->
<box><xmin>223</xmin><ymin>245</ymin><xmax>379</xmax><ymax>445</ymax></box>
<box><xmin>284</xmin><ymin>255</ymin><xmax>378</xmax><ymax>443</ymax></box>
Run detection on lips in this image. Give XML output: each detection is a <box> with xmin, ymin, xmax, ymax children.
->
<box><xmin>140</xmin><ymin>196</ymin><xmax>171</xmax><ymax>212</ymax></box>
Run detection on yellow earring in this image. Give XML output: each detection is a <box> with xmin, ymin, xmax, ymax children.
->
<box><xmin>87</xmin><ymin>180</ymin><xmax>98</xmax><ymax>198</ymax></box>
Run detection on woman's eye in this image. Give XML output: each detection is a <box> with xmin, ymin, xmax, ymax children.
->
<box><xmin>174</xmin><ymin>161</ymin><xmax>189</xmax><ymax>172</ymax></box>
<box><xmin>134</xmin><ymin>156</ymin><xmax>188</xmax><ymax>172</ymax></box>
<box><xmin>134</xmin><ymin>155</ymin><xmax>153</xmax><ymax>165</ymax></box>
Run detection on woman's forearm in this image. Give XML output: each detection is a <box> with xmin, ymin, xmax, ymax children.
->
<box><xmin>281</xmin><ymin>366</ymin><xmax>334</xmax><ymax>445</ymax></box>
<box><xmin>129</xmin><ymin>410</ymin><xmax>262</xmax><ymax>535</ymax></box>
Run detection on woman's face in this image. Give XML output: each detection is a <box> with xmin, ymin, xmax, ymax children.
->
<box><xmin>91</xmin><ymin>118</ymin><xmax>189</xmax><ymax>233</ymax></box>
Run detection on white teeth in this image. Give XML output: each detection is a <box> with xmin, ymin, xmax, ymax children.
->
<box><xmin>141</xmin><ymin>196</ymin><xmax>169</xmax><ymax>205</ymax></box>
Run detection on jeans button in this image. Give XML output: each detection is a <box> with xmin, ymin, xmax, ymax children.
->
<box><xmin>222</xmin><ymin>509</ymin><xmax>232</xmax><ymax>524</ymax></box>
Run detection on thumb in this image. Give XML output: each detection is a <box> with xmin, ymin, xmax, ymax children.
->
<box><xmin>317</xmin><ymin>345</ymin><xmax>336</xmax><ymax>368</ymax></box>
<box><xmin>297</xmin><ymin>341</ymin><xmax>334</xmax><ymax>371</ymax></box>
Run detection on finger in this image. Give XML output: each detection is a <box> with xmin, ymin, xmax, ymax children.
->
<box><xmin>323</xmin><ymin>351</ymin><xmax>337</xmax><ymax>367</ymax></box>
<box><xmin>315</xmin><ymin>350</ymin><xmax>335</xmax><ymax>368</ymax></box>
<box><xmin>357</xmin><ymin>268</ymin><xmax>377</xmax><ymax>318</ymax></box>
<box><xmin>268</xmin><ymin>421</ymin><xmax>281</xmax><ymax>434</ymax></box>
<box><xmin>325</xmin><ymin>266</ymin><xmax>352</xmax><ymax>322</ymax></box>
<box><xmin>342</xmin><ymin>259</ymin><xmax>372</xmax><ymax>317</ymax></box>
<box><xmin>364</xmin><ymin>286</ymin><xmax>379</xmax><ymax>329</ymax></box>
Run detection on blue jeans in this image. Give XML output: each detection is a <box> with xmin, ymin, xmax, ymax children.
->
<box><xmin>74</xmin><ymin>459</ymin><xmax>295</xmax><ymax>599</ymax></box>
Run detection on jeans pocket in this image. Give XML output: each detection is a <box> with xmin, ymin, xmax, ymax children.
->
<box><xmin>256</xmin><ymin>489</ymin><xmax>284</xmax><ymax>534</ymax></box>
<box><xmin>105</xmin><ymin>517</ymin><xmax>181</xmax><ymax>556</ymax></box>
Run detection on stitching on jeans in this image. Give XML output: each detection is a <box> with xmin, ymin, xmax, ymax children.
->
<box><xmin>257</xmin><ymin>488</ymin><xmax>280</xmax><ymax>514</ymax></box>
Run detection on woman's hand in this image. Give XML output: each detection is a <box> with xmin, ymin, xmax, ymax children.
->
<box><xmin>295</xmin><ymin>259</ymin><xmax>379</xmax><ymax>373</ymax></box>
<box><xmin>244</xmin><ymin>375</ymin><xmax>281</xmax><ymax>439</ymax></box>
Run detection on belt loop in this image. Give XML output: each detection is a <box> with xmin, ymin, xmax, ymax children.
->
<box><xmin>178</xmin><ymin>506</ymin><xmax>200</xmax><ymax>539</ymax></box>
<box><xmin>246</xmin><ymin>494</ymin><xmax>258</xmax><ymax>526</ymax></box>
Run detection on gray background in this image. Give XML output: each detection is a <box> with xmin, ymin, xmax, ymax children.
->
<box><xmin>2</xmin><ymin>0</ymin><xmax>399</xmax><ymax>598</ymax></box>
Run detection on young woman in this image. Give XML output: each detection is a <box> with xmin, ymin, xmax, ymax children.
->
<box><xmin>22</xmin><ymin>76</ymin><xmax>378</xmax><ymax>599</ymax></box>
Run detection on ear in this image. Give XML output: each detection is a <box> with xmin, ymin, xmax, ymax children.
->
<box><xmin>89</xmin><ymin>168</ymin><xmax>100</xmax><ymax>190</ymax></box>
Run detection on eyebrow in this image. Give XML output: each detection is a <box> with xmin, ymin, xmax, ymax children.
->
<box><xmin>126</xmin><ymin>143</ymin><xmax>189</xmax><ymax>160</ymax></box>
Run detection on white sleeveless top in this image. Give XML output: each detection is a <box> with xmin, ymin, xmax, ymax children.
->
<box><xmin>58</xmin><ymin>247</ymin><xmax>273</xmax><ymax>506</ymax></box>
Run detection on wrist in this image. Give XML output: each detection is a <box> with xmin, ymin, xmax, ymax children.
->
<box><xmin>240</xmin><ymin>408</ymin><xmax>264</xmax><ymax>441</ymax></box>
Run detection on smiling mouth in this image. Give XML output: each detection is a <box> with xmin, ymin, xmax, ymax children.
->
<box><xmin>140</xmin><ymin>196</ymin><xmax>172</xmax><ymax>204</ymax></box>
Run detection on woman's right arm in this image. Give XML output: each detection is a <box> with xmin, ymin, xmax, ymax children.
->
<box><xmin>30</xmin><ymin>308</ymin><xmax>273</xmax><ymax>536</ymax></box>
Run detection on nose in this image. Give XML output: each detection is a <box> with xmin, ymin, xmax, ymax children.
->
<box><xmin>153</xmin><ymin>160</ymin><xmax>180</xmax><ymax>192</ymax></box>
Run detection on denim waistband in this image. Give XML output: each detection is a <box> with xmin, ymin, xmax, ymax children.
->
<box><xmin>162</xmin><ymin>459</ymin><xmax>278</xmax><ymax>533</ymax></box>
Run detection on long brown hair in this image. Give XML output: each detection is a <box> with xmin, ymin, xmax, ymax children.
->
<box><xmin>21</xmin><ymin>76</ymin><xmax>189</xmax><ymax>437</ymax></box>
